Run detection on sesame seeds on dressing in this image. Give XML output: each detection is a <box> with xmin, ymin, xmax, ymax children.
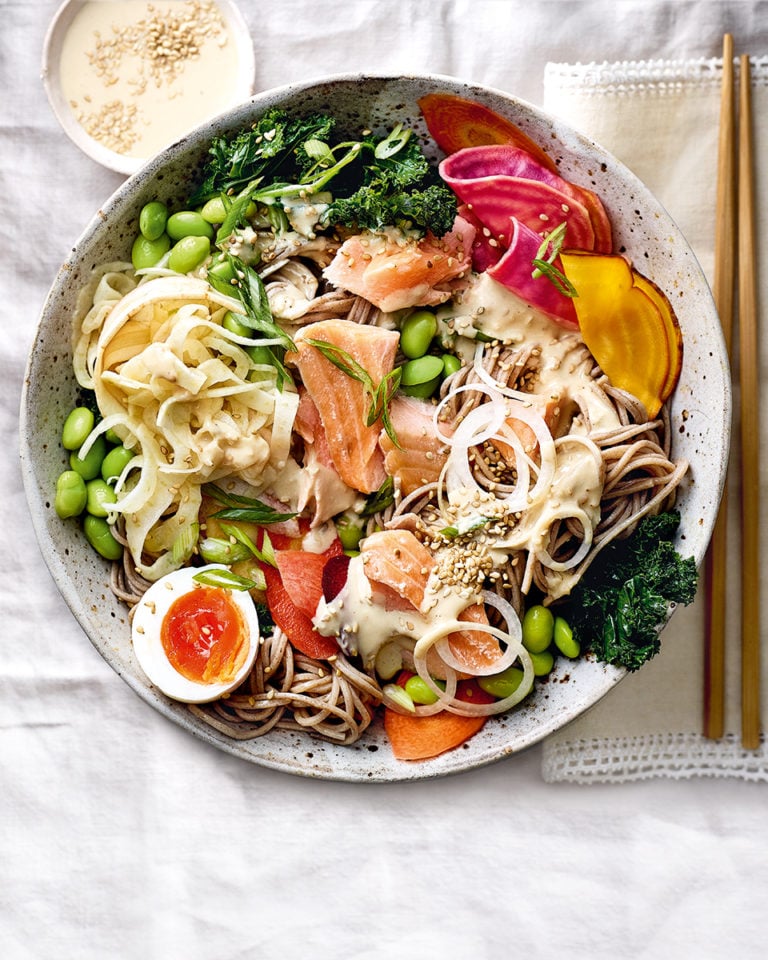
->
<box><xmin>60</xmin><ymin>1</ymin><xmax>236</xmax><ymax>158</ymax></box>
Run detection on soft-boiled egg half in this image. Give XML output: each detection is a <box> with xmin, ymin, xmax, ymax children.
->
<box><xmin>131</xmin><ymin>565</ymin><xmax>260</xmax><ymax>704</ymax></box>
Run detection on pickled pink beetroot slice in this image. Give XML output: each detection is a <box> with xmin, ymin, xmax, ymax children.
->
<box><xmin>322</xmin><ymin>553</ymin><xmax>351</xmax><ymax>602</ymax></box>
<box><xmin>487</xmin><ymin>217</ymin><xmax>579</xmax><ymax>328</ymax></box>
<box><xmin>440</xmin><ymin>145</ymin><xmax>612</xmax><ymax>253</ymax></box>
<box><xmin>457</xmin><ymin>204</ymin><xmax>503</xmax><ymax>272</ymax></box>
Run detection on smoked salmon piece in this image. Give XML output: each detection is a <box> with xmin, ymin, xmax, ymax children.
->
<box><xmin>360</xmin><ymin>529</ymin><xmax>435</xmax><ymax>610</ymax></box>
<box><xmin>323</xmin><ymin>217</ymin><xmax>475</xmax><ymax>313</ymax></box>
<box><xmin>293</xmin><ymin>319</ymin><xmax>400</xmax><ymax>494</ymax></box>
<box><xmin>361</xmin><ymin>530</ymin><xmax>504</xmax><ymax>673</ymax></box>
<box><xmin>379</xmin><ymin>395</ymin><xmax>452</xmax><ymax>495</ymax></box>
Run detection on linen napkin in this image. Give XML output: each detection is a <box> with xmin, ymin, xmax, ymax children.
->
<box><xmin>541</xmin><ymin>54</ymin><xmax>768</xmax><ymax>783</ymax></box>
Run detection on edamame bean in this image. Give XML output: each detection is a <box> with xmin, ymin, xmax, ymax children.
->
<box><xmin>139</xmin><ymin>201</ymin><xmax>168</xmax><ymax>241</ymax></box>
<box><xmin>131</xmin><ymin>233</ymin><xmax>171</xmax><ymax>270</ymax></box>
<box><xmin>441</xmin><ymin>353</ymin><xmax>461</xmax><ymax>378</ymax></box>
<box><xmin>337</xmin><ymin>521</ymin><xmax>363</xmax><ymax>551</ymax></box>
<box><xmin>101</xmin><ymin>445</ymin><xmax>135</xmax><ymax>483</ymax></box>
<box><xmin>69</xmin><ymin>435</ymin><xmax>107</xmax><ymax>481</ymax></box>
<box><xmin>222</xmin><ymin>310</ymin><xmax>253</xmax><ymax>338</ymax></box>
<box><xmin>522</xmin><ymin>604</ymin><xmax>555</xmax><ymax>653</ymax></box>
<box><xmin>54</xmin><ymin>470</ymin><xmax>87</xmax><ymax>519</ymax></box>
<box><xmin>404</xmin><ymin>675</ymin><xmax>440</xmax><ymax>705</ymax></box>
<box><xmin>61</xmin><ymin>406</ymin><xmax>95</xmax><ymax>451</ymax></box>
<box><xmin>400</xmin><ymin>310</ymin><xmax>437</xmax><ymax>359</ymax></box>
<box><xmin>400</xmin><ymin>355</ymin><xmax>444</xmax><ymax>399</ymax></box>
<box><xmin>86</xmin><ymin>478</ymin><xmax>117</xmax><ymax>517</ymax></box>
<box><xmin>105</xmin><ymin>427</ymin><xmax>122</xmax><ymax>445</ymax></box>
<box><xmin>166</xmin><ymin>211</ymin><xmax>214</xmax><ymax>241</ymax></box>
<box><xmin>529</xmin><ymin>649</ymin><xmax>555</xmax><ymax>676</ymax></box>
<box><xmin>553</xmin><ymin>616</ymin><xmax>580</xmax><ymax>659</ymax></box>
<box><xmin>208</xmin><ymin>257</ymin><xmax>237</xmax><ymax>285</ymax></box>
<box><xmin>200</xmin><ymin>196</ymin><xmax>229</xmax><ymax>224</ymax></box>
<box><xmin>246</xmin><ymin>345</ymin><xmax>274</xmax><ymax>366</ymax></box>
<box><xmin>478</xmin><ymin>666</ymin><xmax>530</xmax><ymax>700</ymax></box>
<box><xmin>83</xmin><ymin>515</ymin><xmax>123</xmax><ymax>561</ymax></box>
<box><xmin>168</xmin><ymin>235</ymin><xmax>211</xmax><ymax>274</ymax></box>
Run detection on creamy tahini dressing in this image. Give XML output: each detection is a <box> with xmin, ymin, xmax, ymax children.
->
<box><xmin>59</xmin><ymin>1</ymin><xmax>243</xmax><ymax>159</ymax></box>
<box><xmin>314</xmin><ymin>555</ymin><xmax>474</xmax><ymax>668</ymax></box>
<box><xmin>440</xmin><ymin>272</ymin><xmax>622</xmax><ymax>433</ymax></box>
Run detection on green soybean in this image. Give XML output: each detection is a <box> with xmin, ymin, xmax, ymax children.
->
<box><xmin>139</xmin><ymin>201</ymin><xmax>168</xmax><ymax>241</ymax></box>
<box><xmin>208</xmin><ymin>257</ymin><xmax>237</xmax><ymax>284</ymax></box>
<box><xmin>553</xmin><ymin>616</ymin><xmax>580</xmax><ymax>659</ymax></box>
<box><xmin>337</xmin><ymin>522</ymin><xmax>363</xmax><ymax>551</ymax></box>
<box><xmin>404</xmin><ymin>675</ymin><xmax>440</xmax><ymax>705</ymax></box>
<box><xmin>61</xmin><ymin>406</ymin><xmax>95</xmax><ymax>451</ymax></box>
<box><xmin>400</xmin><ymin>310</ymin><xmax>437</xmax><ymax>359</ymax></box>
<box><xmin>441</xmin><ymin>353</ymin><xmax>462</xmax><ymax>378</ymax></box>
<box><xmin>86</xmin><ymin>479</ymin><xmax>117</xmax><ymax>517</ymax></box>
<box><xmin>83</xmin><ymin>515</ymin><xmax>123</xmax><ymax>561</ymax></box>
<box><xmin>166</xmin><ymin>210</ymin><xmax>214</xmax><ymax>241</ymax></box>
<box><xmin>168</xmin><ymin>235</ymin><xmax>211</xmax><ymax>274</ymax></box>
<box><xmin>400</xmin><ymin>355</ymin><xmax>444</xmax><ymax>399</ymax></box>
<box><xmin>530</xmin><ymin>649</ymin><xmax>555</xmax><ymax>676</ymax></box>
<box><xmin>101</xmin><ymin>445</ymin><xmax>135</xmax><ymax>483</ymax></box>
<box><xmin>522</xmin><ymin>604</ymin><xmax>555</xmax><ymax>653</ymax></box>
<box><xmin>105</xmin><ymin>427</ymin><xmax>122</xmax><ymax>445</ymax></box>
<box><xmin>201</xmin><ymin>196</ymin><xmax>229</xmax><ymax>224</ymax></box>
<box><xmin>69</xmin><ymin>435</ymin><xmax>107</xmax><ymax>481</ymax></box>
<box><xmin>222</xmin><ymin>310</ymin><xmax>253</xmax><ymax>338</ymax></box>
<box><xmin>131</xmin><ymin>232</ymin><xmax>171</xmax><ymax>270</ymax></box>
<box><xmin>478</xmin><ymin>665</ymin><xmax>530</xmax><ymax>700</ymax></box>
<box><xmin>54</xmin><ymin>470</ymin><xmax>87</xmax><ymax>519</ymax></box>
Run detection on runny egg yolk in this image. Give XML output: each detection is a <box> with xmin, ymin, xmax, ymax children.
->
<box><xmin>160</xmin><ymin>585</ymin><xmax>249</xmax><ymax>685</ymax></box>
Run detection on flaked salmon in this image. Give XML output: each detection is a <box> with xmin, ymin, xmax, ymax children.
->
<box><xmin>292</xmin><ymin>319</ymin><xmax>400</xmax><ymax>494</ymax></box>
<box><xmin>379</xmin><ymin>395</ymin><xmax>452</xmax><ymax>495</ymax></box>
<box><xmin>323</xmin><ymin>218</ymin><xmax>476</xmax><ymax>313</ymax></box>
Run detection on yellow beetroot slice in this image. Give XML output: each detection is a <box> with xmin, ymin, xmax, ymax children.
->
<box><xmin>560</xmin><ymin>252</ymin><xmax>681</xmax><ymax>418</ymax></box>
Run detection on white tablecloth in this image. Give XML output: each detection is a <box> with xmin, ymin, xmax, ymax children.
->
<box><xmin>4</xmin><ymin>2</ymin><xmax>768</xmax><ymax>958</ymax></box>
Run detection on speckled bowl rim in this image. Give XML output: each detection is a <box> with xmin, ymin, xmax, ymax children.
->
<box><xmin>20</xmin><ymin>72</ymin><xmax>731</xmax><ymax>782</ymax></box>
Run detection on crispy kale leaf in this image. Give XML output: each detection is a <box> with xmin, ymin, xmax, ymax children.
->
<box><xmin>565</xmin><ymin>511</ymin><xmax>698</xmax><ymax>671</ymax></box>
<box><xmin>327</xmin><ymin>135</ymin><xmax>457</xmax><ymax>236</ymax></box>
<box><xmin>190</xmin><ymin>109</ymin><xmax>336</xmax><ymax>203</ymax></box>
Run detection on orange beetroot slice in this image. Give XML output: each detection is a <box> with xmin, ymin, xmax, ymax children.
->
<box><xmin>419</xmin><ymin>92</ymin><xmax>558</xmax><ymax>173</ymax></box>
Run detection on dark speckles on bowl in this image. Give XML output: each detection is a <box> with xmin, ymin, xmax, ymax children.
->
<box><xmin>19</xmin><ymin>73</ymin><xmax>730</xmax><ymax>783</ymax></box>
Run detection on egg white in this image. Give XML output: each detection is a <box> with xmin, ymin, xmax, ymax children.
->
<box><xmin>131</xmin><ymin>565</ymin><xmax>260</xmax><ymax>704</ymax></box>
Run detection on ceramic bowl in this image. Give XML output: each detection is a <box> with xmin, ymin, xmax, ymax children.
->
<box><xmin>20</xmin><ymin>74</ymin><xmax>730</xmax><ymax>782</ymax></box>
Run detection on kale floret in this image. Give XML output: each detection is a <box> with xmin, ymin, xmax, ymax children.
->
<box><xmin>190</xmin><ymin>109</ymin><xmax>337</xmax><ymax>203</ymax></box>
<box><xmin>326</xmin><ymin>133</ymin><xmax>458</xmax><ymax>236</ymax></box>
<box><xmin>564</xmin><ymin>510</ymin><xmax>698</xmax><ymax>671</ymax></box>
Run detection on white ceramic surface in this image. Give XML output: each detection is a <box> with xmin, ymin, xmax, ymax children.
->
<box><xmin>20</xmin><ymin>74</ymin><xmax>730</xmax><ymax>782</ymax></box>
<box><xmin>41</xmin><ymin>0</ymin><xmax>256</xmax><ymax>175</ymax></box>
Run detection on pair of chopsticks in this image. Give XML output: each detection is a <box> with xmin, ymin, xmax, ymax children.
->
<box><xmin>703</xmin><ymin>35</ymin><xmax>761</xmax><ymax>749</ymax></box>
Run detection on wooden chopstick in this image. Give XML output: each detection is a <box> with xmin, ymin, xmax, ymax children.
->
<box><xmin>703</xmin><ymin>34</ymin><xmax>736</xmax><ymax>740</ymax></box>
<box><xmin>738</xmin><ymin>53</ymin><xmax>761</xmax><ymax>750</ymax></box>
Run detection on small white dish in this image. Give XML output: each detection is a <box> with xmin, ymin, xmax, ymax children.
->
<box><xmin>41</xmin><ymin>0</ymin><xmax>256</xmax><ymax>176</ymax></box>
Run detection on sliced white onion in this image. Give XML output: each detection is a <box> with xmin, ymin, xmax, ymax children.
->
<box><xmin>432</xmin><ymin>381</ymin><xmax>505</xmax><ymax>445</ymax></box>
<box><xmin>471</xmin><ymin>341</ymin><xmax>539</xmax><ymax>405</ymax></box>
<box><xmin>434</xmin><ymin>589</ymin><xmax>523</xmax><ymax>677</ymax></box>
<box><xmin>533</xmin><ymin>506</ymin><xmax>594</xmax><ymax>572</ymax></box>
<box><xmin>412</xmin><ymin>618</ymin><xmax>534</xmax><ymax>716</ymax></box>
